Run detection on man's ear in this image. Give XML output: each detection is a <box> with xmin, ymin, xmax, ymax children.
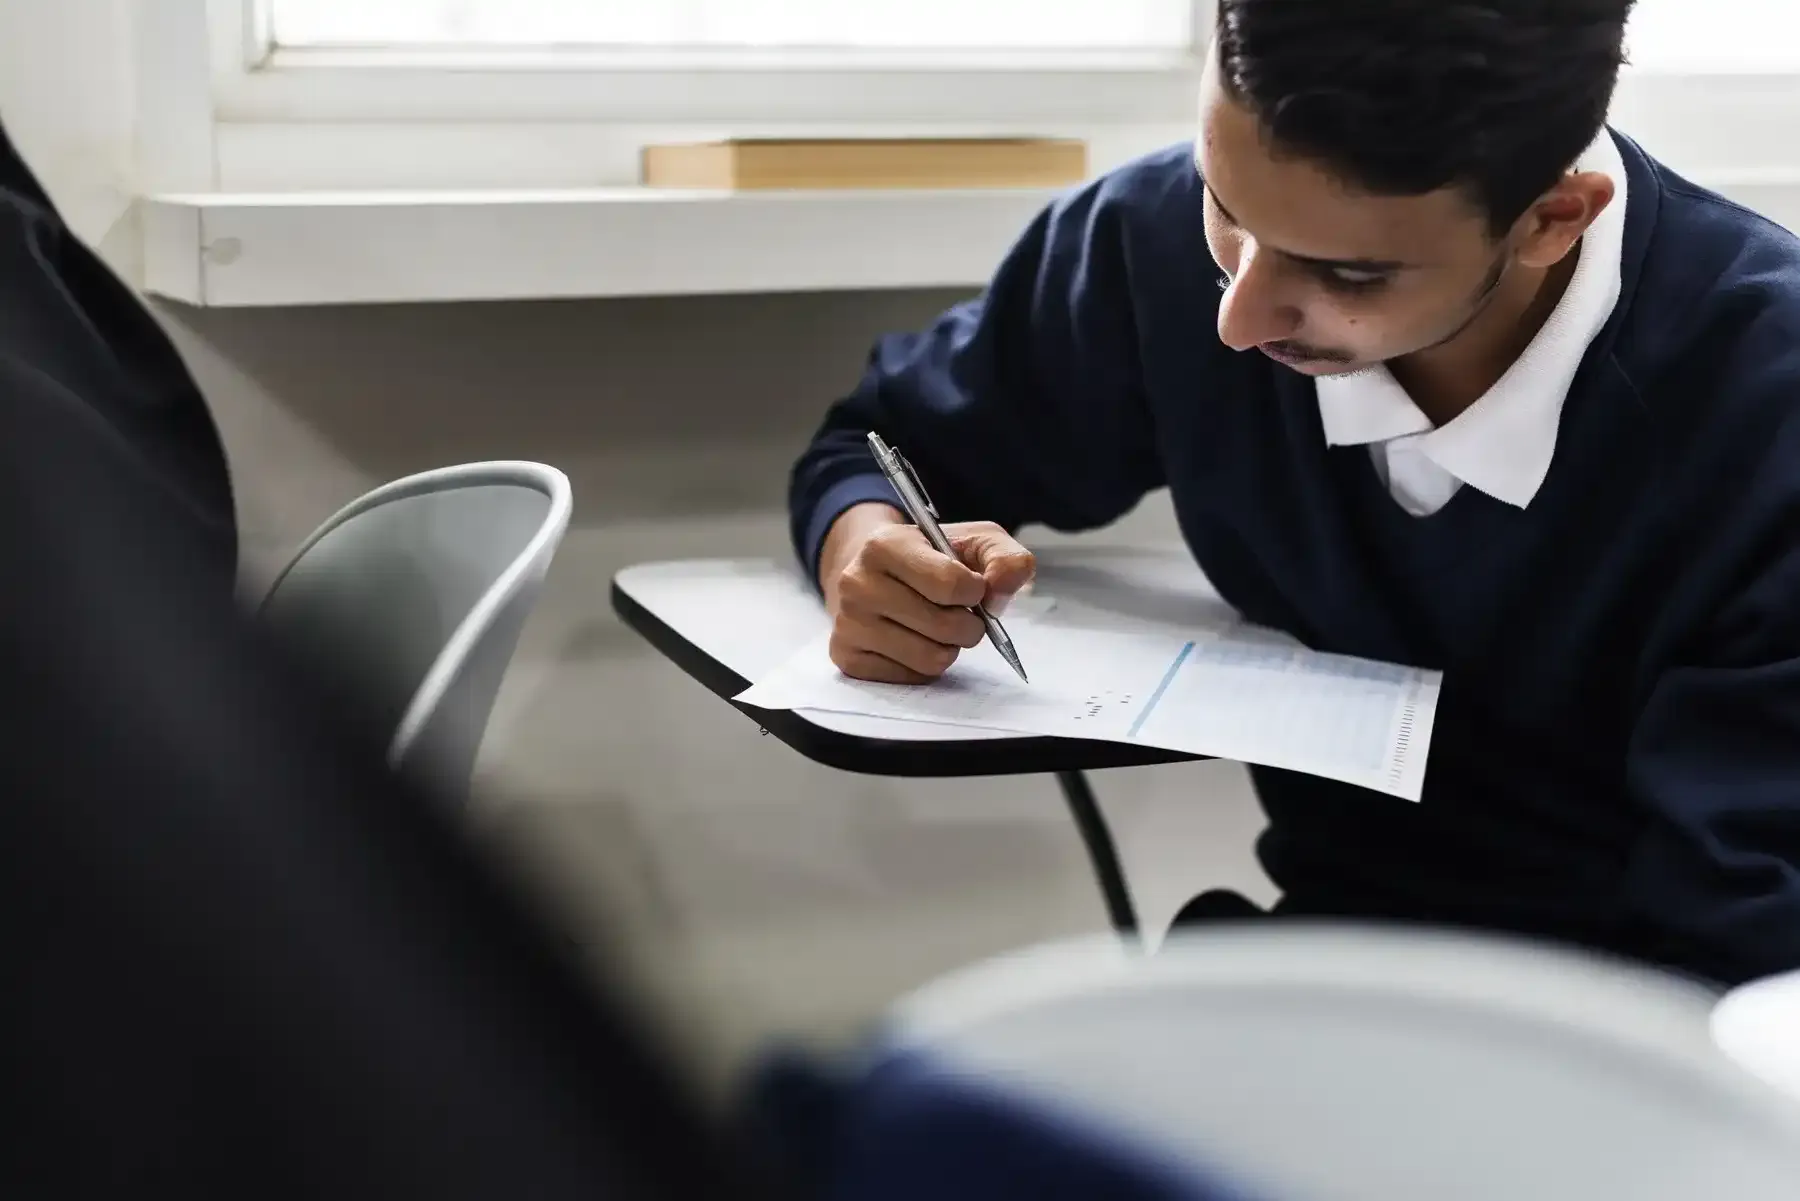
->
<box><xmin>1514</xmin><ymin>171</ymin><xmax>1615</xmax><ymax>270</ymax></box>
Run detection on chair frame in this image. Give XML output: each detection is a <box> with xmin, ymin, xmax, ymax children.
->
<box><xmin>260</xmin><ymin>460</ymin><xmax>573</xmax><ymax>766</ymax></box>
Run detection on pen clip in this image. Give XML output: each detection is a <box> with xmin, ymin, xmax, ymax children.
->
<box><xmin>896</xmin><ymin>450</ymin><xmax>940</xmax><ymax>519</ymax></box>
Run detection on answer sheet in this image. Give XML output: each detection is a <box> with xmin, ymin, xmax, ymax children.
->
<box><xmin>736</xmin><ymin>600</ymin><xmax>1440</xmax><ymax>800</ymax></box>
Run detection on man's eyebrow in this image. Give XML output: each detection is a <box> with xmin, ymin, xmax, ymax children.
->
<box><xmin>1204</xmin><ymin>185</ymin><xmax>1414</xmax><ymax>273</ymax></box>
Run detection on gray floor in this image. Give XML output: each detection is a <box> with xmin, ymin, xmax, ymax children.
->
<box><xmin>159</xmin><ymin>290</ymin><xmax>1277</xmax><ymax>1101</ymax></box>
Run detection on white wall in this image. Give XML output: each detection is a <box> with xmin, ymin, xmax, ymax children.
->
<box><xmin>0</xmin><ymin>0</ymin><xmax>140</xmax><ymax>267</ymax></box>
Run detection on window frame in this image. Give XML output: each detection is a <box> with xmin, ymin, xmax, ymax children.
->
<box><xmin>211</xmin><ymin>0</ymin><xmax>1211</xmax><ymax>127</ymax></box>
<box><xmin>138</xmin><ymin>0</ymin><xmax>1800</xmax><ymax>307</ymax></box>
<box><xmin>152</xmin><ymin>0</ymin><xmax>1800</xmax><ymax>201</ymax></box>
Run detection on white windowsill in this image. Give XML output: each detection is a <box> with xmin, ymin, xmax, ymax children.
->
<box><xmin>141</xmin><ymin>185</ymin><xmax>1073</xmax><ymax>306</ymax></box>
<box><xmin>140</xmin><ymin>169</ymin><xmax>1800</xmax><ymax>309</ymax></box>
<box><xmin>135</xmin><ymin>29</ymin><xmax>1800</xmax><ymax>309</ymax></box>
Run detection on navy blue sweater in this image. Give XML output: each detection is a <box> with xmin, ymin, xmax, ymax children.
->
<box><xmin>790</xmin><ymin>130</ymin><xmax>1800</xmax><ymax>987</ymax></box>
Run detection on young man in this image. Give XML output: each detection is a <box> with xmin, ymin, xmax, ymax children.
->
<box><xmin>789</xmin><ymin>0</ymin><xmax>1800</xmax><ymax>986</ymax></box>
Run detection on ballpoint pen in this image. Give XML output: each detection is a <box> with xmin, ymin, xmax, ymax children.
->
<box><xmin>866</xmin><ymin>431</ymin><xmax>1029</xmax><ymax>683</ymax></box>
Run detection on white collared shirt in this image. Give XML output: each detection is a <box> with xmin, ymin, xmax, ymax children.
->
<box><xmin>1314</xmin><ymin>130</ymin><xmax>1629</xmax><ymax>517</ymax></box>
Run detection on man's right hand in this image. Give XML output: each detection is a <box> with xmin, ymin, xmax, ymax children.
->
<box><xmin>818</xmin><ymin>502</ymin><xmax>1036</xmax><ymax>685</ymax></box>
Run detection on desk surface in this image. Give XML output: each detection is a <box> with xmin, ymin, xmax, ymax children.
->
<box><xmin>611</xmin><ymin>545</ymin><xmax>1211</xmax><ymax>777</ymax></box>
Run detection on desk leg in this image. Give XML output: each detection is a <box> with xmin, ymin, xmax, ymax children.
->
<box><xmin>1055</xmin><ymin>770</ymin><xmax>1139</xmax><ymax>940</ymax></box>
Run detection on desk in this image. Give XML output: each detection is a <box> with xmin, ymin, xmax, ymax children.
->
<box><xmin>610</xmin><ymin>546</ymin><xmax>1212</xmax><ymax>939</ymax></box>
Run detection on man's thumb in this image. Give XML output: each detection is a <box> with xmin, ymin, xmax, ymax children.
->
<box><xmin>968</xmin><ymin>541</ymin><xmax>1035</xmax><ymax>607</ymax></box>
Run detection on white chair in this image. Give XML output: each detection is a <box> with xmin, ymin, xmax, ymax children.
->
<box><xmin>260</xmin><ymin>461</ymin><xmax>572</xmax><ymax>801</ymax></box>
<box><xmin>1712</xmin><ymin>969</ymin><xmax>1800</xmax><ymax>1105</ymax></box>
<box><xmin>864</xmin><ymin>926</ymin><xmax>1800</xmax><ymax>1201</ymax></box>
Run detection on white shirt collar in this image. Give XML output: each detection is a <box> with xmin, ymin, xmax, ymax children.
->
<box><xmin>1315</xmin><ymin>129</ymin><xmax>1629</xmax><ymax>510</ymax></box>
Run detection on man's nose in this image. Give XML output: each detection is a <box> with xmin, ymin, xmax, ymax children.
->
<box><xmin>1216</xmin><ymin>248</ymin><xmax>1302</xmax><ymax>351</ymax></box>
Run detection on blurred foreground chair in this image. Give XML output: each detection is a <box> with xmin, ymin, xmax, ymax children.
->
<box><xmin>751</xmin><ymin>926</ymin><xmax>1800</xmax><ymax>1201</ymax></box>
<box><xmin>1712</xmin><ymin>966</ymin><xmax>1800</xmax><ymax>1109</ymax></box>
<box><xmin>260</xmin><ymin>461</ymin><xmax>571</xmax><ymax>801</ymax></box>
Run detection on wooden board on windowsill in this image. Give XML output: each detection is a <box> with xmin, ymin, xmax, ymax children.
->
<box><xmin>639</xmin><ymin>137</ymin><xmax>1089</xmax><ymax>191</ymax></box>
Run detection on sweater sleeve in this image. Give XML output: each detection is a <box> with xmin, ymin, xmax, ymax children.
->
<box><xmin>788</xmin><ymin>174</ymin><xmax>1168</xmax><ymax>584</ymax></box>
<box><xmin>1623</xmin><ymin>429</ymin><xmax>1800</xmax><ymax>985</ymax></box>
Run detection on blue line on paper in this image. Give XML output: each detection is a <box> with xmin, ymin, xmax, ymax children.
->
<box><xmin>1127</xmin><ymin>641</ymin><xmax>1195</xmax><ymax>739</ymax></box>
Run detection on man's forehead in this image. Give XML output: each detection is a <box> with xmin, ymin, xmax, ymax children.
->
<box><xmin>1197</xmin><ymin>89</ymin><xmax>1488</xmax><ymax>266</ymax></box>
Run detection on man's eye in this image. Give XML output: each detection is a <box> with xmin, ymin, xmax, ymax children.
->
<box><xmin>1322</xmin><ymin>268</ymin><xmax>1389</xmax><ymax>294</ymax></box>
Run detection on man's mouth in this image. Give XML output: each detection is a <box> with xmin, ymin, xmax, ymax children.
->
<box><xmin>1258</xmin><ymin>342</ymin><xmax>1317</xmax><ymax>365</ymax></box>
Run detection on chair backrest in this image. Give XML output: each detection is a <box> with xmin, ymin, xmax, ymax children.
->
<box><xmin>870</xmin><ymin>927</ymin><xmax>1800</xmax><ymax>1201</ymax></box>
<box><xmin>260</xmin><ymin>461</ymin><xmax>572</xmax><ymax>799</ymax></box>
<box><xmin>1712</xmin><ymin>969</ymin><xmax>1800</xmax><ymax>1103</ymax></box>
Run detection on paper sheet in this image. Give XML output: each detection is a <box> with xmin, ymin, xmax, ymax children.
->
<box><xmin>736</xmin><ymin>603</ymin><xmax>1439</xmax><ymax>800</ymax></box>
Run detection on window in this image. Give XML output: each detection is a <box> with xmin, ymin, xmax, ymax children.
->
<box><xmin>215</xmin><ymin>0</ymin><xmax>1204</xmax><ymax>144</ymax></box>
<box><xmin>266</xmin><ymin>0</ymin><xmax>1196</xmax><ymax>55</ymax></box>
<box><xmin>206</xmin><ymin>0</ymin><xmax>1207</xmax><ymax>189</ymax></box>
<box><xmin>1627</xmin><ymin>0</ymin><xmax>1800</xmax><ymax>70</ymax></box>
<box><xmin>264</xmin><ymin>1</ymin><xmax>1800</xmax><ymax>68</ymax></box>
<box><xmin>203</xmin><ymin>0</ymin><xmax>1800</xmax><ymax>188</ymax></box>
<box><xmin>143</xmin><ymin>0</ymin><xmax>1800</xmax><ymax>307</ymax></box>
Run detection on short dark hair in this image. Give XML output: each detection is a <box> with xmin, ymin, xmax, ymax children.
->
<box><xmin>1214</xmin><ymin>0</ymin><xmax>1636</xmax><ymax>234</ymax></box>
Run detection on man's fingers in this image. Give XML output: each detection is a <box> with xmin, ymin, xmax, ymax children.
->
<box><xmin>867</xmin><ymin>528</ymin><xmax>987</xmax><ymax>608</ymax></box>
<box><xmin>831</xmin><ymin>618</ymin><xmax>959</xmax><ymax>680</ymax></box>
<box><xmin>832</xmin><ymin>649</ymin><xmax>933</xmax><ymax>686</ymax></box>
<box><xmin>865</xmin><ymin>617</ymin><xmax>960</xmax><ymax>677</ymax></box>
<box><xmin>841</xmin><ymin>571</ymin><xmax>984</xmax><ymax>648</ymax></box>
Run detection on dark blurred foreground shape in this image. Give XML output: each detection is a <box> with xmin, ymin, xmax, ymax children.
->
<box><xmin>0</xmin><ymin>111</ymin><xmax>1257</xmax><ymax>1201</ymax></box>
<box><xmin>0</xmin><ymin>122</ymin><xmax>236</xmax><ymax>585</ymax></box>
<box><xmin>0</xmin><ymin>115</ymin><xmax>760</xmax><ymax>1199</ymax></box>
<box><xmin>0</xmin><ymin>281</ymin><xmax>773</xmax><ymax>1196</ymax></box>
<box><xmin>0</xmin><ymin>264</ymin><xmax>1253</xmax><ymax>1197</ymax></box>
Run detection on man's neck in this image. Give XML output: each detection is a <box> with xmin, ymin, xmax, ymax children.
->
<box><xmin>1388</xmin><ymin>248</ymin><xmax>1581</xmax><ymax>428</ymax></box>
